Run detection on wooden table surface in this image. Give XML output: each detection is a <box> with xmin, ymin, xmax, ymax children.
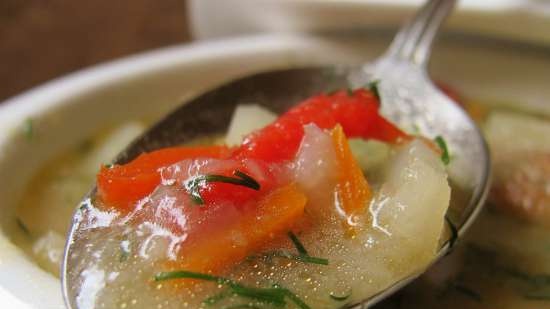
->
<box><xmin>0</xmin><ymin>0</ymin><xmax>191</xmax><ymax>102</ymax></box>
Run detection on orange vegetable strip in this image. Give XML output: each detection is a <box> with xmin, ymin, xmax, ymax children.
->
<box><xmin>166</xmin><ymin>183</ymin><xmax>307</xmax><ymax>275</ymax></box>
<box><xmin>331</xmin><ymin>125</ymin><xmax>372</xmax><ymax>219</ymax></box>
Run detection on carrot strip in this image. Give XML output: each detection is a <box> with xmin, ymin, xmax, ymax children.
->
<box><xmin>331</xmin><ymin>125</ymin><xmax>372</xmax><ymax>219</ymax></box>
<box><xmin>166</xmin><ymin>183</ymin><xmax>307</xmax><ymax>274</ymax></box>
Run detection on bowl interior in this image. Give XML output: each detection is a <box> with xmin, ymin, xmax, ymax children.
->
<box><xmin>1</xmin><ymin>31</ymin><xmax>550</xmax><ymax>307</ymax></box>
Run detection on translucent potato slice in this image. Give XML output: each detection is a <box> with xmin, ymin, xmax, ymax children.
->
<box><xmin>370</xmin><ymin>139</ymin><xmax>451</xmax><ymax>268</ymax></box>
<box><xmin>225</xmin><ymin>104</ymin><xmax>277</xmax><ymax>146</ymax></box>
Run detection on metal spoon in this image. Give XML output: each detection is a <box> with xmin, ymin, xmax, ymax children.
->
<box><xmin>62</xmin><ymin>0</ymin><xmax>490</xmax><ymax>307</ymax></box>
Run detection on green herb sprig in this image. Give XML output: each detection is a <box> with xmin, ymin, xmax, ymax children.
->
<box><xmin>23</xmin><ymin>118</ymin><xmax>34</xmax><ymax>141</ymax></box>
<box><xmin>367</xmin><ymin>80</ymin><xmax>381</xmax><ymax>101</ymax></box>
<box><xmin>154</xmin><ymin>270</ymin><xmax>310</xmax><ymax>308</ymax></box>
<box><xmin>288</xmin><ymin>231</ymin><xmax>308</xmax><ymax>256</ymax></box>
<box><xmin>185</xmin><ymin>170</ymin><xmax>260</xmax><ymax>205</ymax></box>
<box><xmin>261</xmin><ymin>250</ymin><xmax>329</xmax><ymax>265</ymax></box>
<box><xmin>16</xmin><ymin>218</ymin><xmax>30</xmax><ymax>237</ymax></box>
<box><xmin>283</xmin><ymin>231</ymin><xmax>329</xmax><ymax>265</ymax></box>
<box><xmin>434</xmin><ymin>136</ymin><xmax>451</xmax><ymax>165</ymax></box>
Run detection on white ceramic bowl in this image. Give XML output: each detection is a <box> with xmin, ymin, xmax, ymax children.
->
<box><xmin>189</xmin><ymin>0</ymin><xmax>550</xmax><ymax>45</ymax></box>
<box><xmin>1</xmin><ymin>31</ymin><xmax>550</xmax><ymax>308</ymax></box>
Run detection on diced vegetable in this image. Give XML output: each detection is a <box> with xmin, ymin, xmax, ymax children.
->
<box><xmin>97</xmin><ymin>145</ymin><xmax>232</xmax><ymax>210</ymax></box>
<box><xmin>331</xmin><ymin>125</ymin><xmax>372</xmax><ymax>219</ymax></box>
<box><xmin>374</xmin><ymin>139</ymin><xmax>450</xmax><ymax>258</ymax></box>
<box><xmin>225</xmin><ymin>104</ymin><xmax>277</xmax><ymax>146</ymax></box>
<box><xmin>164</xmin><ymin>183</ymin><xmax>307</xmax><ymax>274</ymax></box>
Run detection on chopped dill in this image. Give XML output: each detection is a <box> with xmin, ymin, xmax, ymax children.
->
<box><xmin>367</xmin><ymin>80</ymin><xmax>381</xmax><ymax>101</ymax></box>
<box><xmin>185</xmin><ymin>170</ymin><xmax>260</xmax><ymax>205</ymax></box>
<box><xmin>22</xmin><ymin>118</ymin><xmax>34</xmax><ymax>141</ymax></box>
<box><xmin>16</xmin><ymin>218</ymin><xmax>30</xmax><ymax>237</ymax></box>
<box><xmin>283</xmin><ymin>253</ymin><xmax>328</xmax><ymax>265</ymax></box>
<box><xmin>434</xmin><ymin>136</ymin><xmax>451</xmax><ymax>165</ymax></box>
<box><xmin>287</xmin><ymin>231</ymin><xmax>308</xmax><ymax>256</ymax></box>
<box><xmin>155</xmin><ymin>270</ymin><xmax>222</xmax><ymax>283</ymax></box>
<box><xmin>261</xmin><ymin>250</ymin><xmax>329</xmax><ymax>265</ymax></box>
<box><xmin>155</xmin><ymin>270</ymin><xmax>310</xmax><ymax>308</ymax></box>
<box><xmin>272</xmin><ymin>283</ymin><xmax>311</xmax><ymax>309</ymax></box>
<box><xmin>242</xmin><ymin>232</ymin><xmax>330</xmax><ymax>265</ymax></box>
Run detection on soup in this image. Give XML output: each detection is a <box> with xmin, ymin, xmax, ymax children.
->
<box><xmin>65</xmin><ymin>89</ymin><xmax>452</xmax><ymax>309</ymax></box>
<box><xmin>12</xmin><ymin>87</ymin><xmax>549</xmax><ymax>309</ymax></box>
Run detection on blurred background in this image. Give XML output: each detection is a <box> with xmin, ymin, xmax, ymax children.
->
<box><xmin>0</xmin><ymin>0</ymin><xmax>190</xmax><ymax>101</ymax></box>
<box><xmin>3</xmin><ymin>0</ymin><xmax>550</xmax><ymax>102</ymax></box>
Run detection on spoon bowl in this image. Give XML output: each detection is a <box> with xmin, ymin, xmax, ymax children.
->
<box><xmin>62</xmin><ymin>0</ymin><xmax>490</xmax><ymax>308</ymax></box>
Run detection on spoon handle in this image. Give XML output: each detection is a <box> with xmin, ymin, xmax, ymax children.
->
<box><xmin>386</xmin><ymin>0</ymin><xmax>457</xmax><ymax>66</ymax></box>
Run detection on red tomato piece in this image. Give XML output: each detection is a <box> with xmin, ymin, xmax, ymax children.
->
<box><xmin>97</xmin><ymin>145</ymin><xmax>232</xmax><ymax>210</ymax></box>
<box><xmin>159</xmin><ymin>158</ymin><xmax>289</xmax><ymax>207</ymax></box>
<box><xmin>233</xmin><ymin>89</ymin><xmax>408</xmax><ymax>162</ymax></box>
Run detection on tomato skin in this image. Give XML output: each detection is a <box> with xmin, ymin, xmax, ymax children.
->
<box><xmin>233</xmin><ymin>89</ymin><xmax>407</xmax><ymax>162</ymax></box>
<box><xmin>97</xmin><ymin>145</ymin><xmax>232</xmax><ymax>210</ymax></box>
